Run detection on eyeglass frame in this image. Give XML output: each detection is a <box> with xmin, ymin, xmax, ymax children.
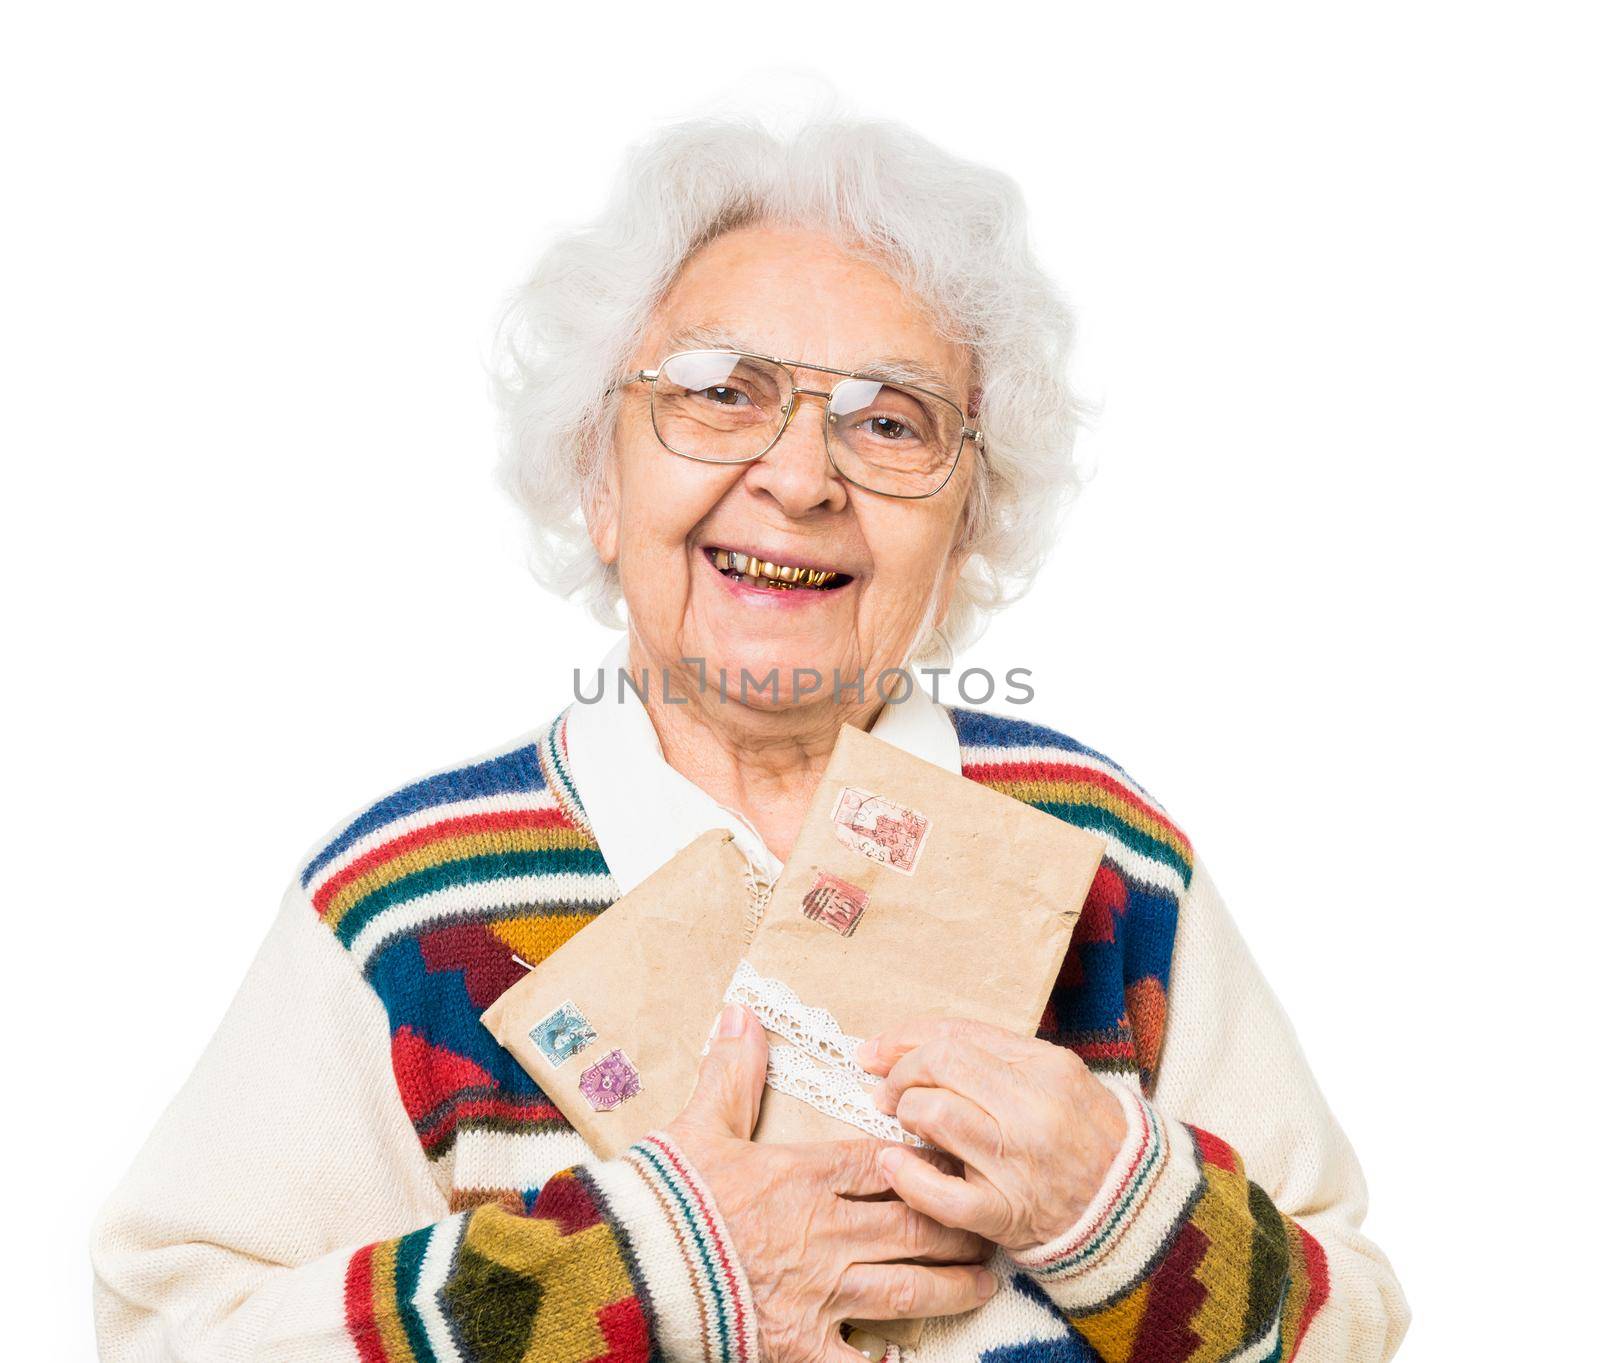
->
<box><xmin>612</xmin><ymin>347</ymin><xmax>984</xmax><ymax>500</ymax></box>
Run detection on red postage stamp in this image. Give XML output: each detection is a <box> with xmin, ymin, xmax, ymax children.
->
<box><xmin>802</xmin><ymin>871</ymin><xmax>870</xmax><ymax>936</ymax></box>
<box><xmin>579</xmin><ymin>1048</ymin><xmax>642</xmax><ymax>1112</ymax></box>
<box><xmin>829</xmin><ymin>786</ymin><xmax>931</xmax><ymax>874</ymax></box>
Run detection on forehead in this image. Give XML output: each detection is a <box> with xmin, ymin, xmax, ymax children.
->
<box><xmin>644</xmin><ymin>224</ymin><xmax>972</xmax><ymax>399</ymax></box>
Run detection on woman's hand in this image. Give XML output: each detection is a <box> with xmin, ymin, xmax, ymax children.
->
<box><xmin>666</xmin><ymin>1004</ymin><xmax>998</xmax><ymax>1363</ymax></box>
<box><xmin>854</xmin><ymin>1017</ymin><xmax>1128</xmax><ymax>1254</ymax></box>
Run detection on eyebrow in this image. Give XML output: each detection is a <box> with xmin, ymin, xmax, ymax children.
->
<box><xmin>658</xmin><ymin>324</ymin><xmax>964</xmax><ymax>406</ymax></box>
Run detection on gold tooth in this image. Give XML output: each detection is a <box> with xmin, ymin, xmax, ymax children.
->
<box><xmin>716</xmin><ymin>550</ymin><xmax>844</xmax><ymax>586</ymax></box>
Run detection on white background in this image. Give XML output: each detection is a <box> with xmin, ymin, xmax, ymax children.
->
<box><xmin>4</xmin><ymin>4</ymin><xmax>1595</xmax><ymax>1358</ymax></box>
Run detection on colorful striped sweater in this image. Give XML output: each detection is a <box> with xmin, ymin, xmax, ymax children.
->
<box><xmin>90</xmin><ymin>705</ymin><xmax>1407</xmax><ymax>1363</ymax></box>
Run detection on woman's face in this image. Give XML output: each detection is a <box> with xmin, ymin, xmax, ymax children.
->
<box><xmin>589</xmin><ymin>223</ymin><xmax>976</xmax><ymax>714</ymax></box>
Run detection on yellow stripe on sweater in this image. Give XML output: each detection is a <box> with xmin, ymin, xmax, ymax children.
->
<box><xmin>322</xmin><ymin>825</ymin><xmax>596</xmax><ymax>928</ymax></box>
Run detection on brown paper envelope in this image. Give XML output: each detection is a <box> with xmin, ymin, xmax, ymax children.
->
<box><xmin>745</xmin><ymin>723</ymin><xmax>1108</xmax><ymax>1147</ymax></box>
<box><xmin>479</xmin><ymin>828</ymin><xmax>753</xmax><ymax>1159</ymax></box>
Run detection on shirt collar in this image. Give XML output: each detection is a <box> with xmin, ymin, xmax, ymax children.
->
<box><xmin>562</xmin><ymin>635</ymin><xmax>961</xmax><ymax>895</ymax></box>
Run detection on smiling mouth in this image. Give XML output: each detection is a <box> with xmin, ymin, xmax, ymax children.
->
<box><xmin>706</xmin><ymin>547</ymin><xmax>851</xmax><ymax>591</ymax></box>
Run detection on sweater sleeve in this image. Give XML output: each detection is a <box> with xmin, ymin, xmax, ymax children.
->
<box><xmin>1006</xmin><ymin>856</ymin><xmax>1409</xmax><ymax>1363</ymax></box>
<box><xmin>89</xmin><ymin>878</ymin><xmax>759</xmax><ymax>1363</ymax></box>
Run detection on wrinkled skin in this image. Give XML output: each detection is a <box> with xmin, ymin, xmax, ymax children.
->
<box><xmin>856</xmin><ymin>1017</ymin><xmax>1128</xmax><ymax>1253</ymax></box>
<box><xmin>667</xmin><ymin>1005</ymin><xmax>998</xmax><ymax>1362</ymax></box>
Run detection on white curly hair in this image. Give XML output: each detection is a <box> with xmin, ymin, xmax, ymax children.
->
<box><xmin>492</xmin><ymin>111</ymin><xmax>1083</xmax><ymax>657</ymax></box>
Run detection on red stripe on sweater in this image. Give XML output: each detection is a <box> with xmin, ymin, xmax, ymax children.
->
<box><xmin>962</xmin><ymin>759</ymin><xmax>1191</xmax><ymax>851</ymax></box>
<box><xmin>1070</xmin><ymin>1039</ymin><xmax>1139</xmax><ymax>1063</ymax></box>
<box><xmin>343</xmin><ymin>1242</ymin><xmax>390</xmax><ymax>1363</ymax></box>
<box><xmin>1128</xmin><ymin>1219</ymin><xmax>1210</xmax><ymax>1363</ymax></box>
<box><xmin>312</xmin><ymin>806</ymin><xmax>572</xmax><ymax>914</ymax></box>
<box><xmin>1290</xmin><ymin>1226</ymin><xmax>1333</xmax><ymax>1361</ymax></box>
<box><xmin>1191</xmin><ymin>1125</ymin><xmax>1239</xmax><ymax>1173</ymax></box>
<box><xmin>592</xmin><ymin>1295</ymin><xmax>652</xmax><ymax>1362</ymax></box>
<box><xmin>644</xmin><ymin>1136</ymin><xmax>753</xmax><ymax>1363</ymax></box>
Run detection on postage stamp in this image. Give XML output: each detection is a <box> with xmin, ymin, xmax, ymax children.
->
<box><xmin>530</xmin><ymin>1000</ymin><xmax>597</xmax><ymax>1068</ymax></box>
<box><xmin>579</xmin><ymin>1048</ymin><xmax>643</xmax><ymax>1112</ymax></box>
<box><xmin>829</xmin><ymin>787</ymin><xmax>931</xmax><ymax>874</ymax></box>
<box><xmin>801</xmin><ymin>871</ymin><xmax>870</xmax><ymax>936</ymax></box>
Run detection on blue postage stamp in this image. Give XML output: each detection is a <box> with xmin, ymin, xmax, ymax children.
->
<box><xmin>530</xmin><ymin>1000</ymin><xmax>597</xmax><ymax>1067</ymax></box>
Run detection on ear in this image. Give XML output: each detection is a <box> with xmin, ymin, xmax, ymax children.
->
<box><xmin>582</xmin><ymin>449</ymin><xmax>622</xmax><ymax>566</ymax></box>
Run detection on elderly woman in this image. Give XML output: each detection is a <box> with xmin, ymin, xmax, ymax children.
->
<box><xmin>91</xmin><ymin>116</ymin><xmax>1408</xmax><ymax>1363</ymax></box>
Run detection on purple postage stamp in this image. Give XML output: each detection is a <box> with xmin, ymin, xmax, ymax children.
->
<box><xmin>830</xmin><ymin>787</ymin><xmax>930</xmax><ymax>874</ymax></box>
<box><xmin>529</xmin><ymin>1000</ymin><xmax>597</xmax><ymax>1068</ymax></box>
<box><xmin>802</xmin><ymin>871</ymin><xmax>869</xmax><ymax>936</ymax></box>
<box><xmin>579</xmin><ymin>1048</ymin><xmax>643</xmax><ymax>1112</ymax></box>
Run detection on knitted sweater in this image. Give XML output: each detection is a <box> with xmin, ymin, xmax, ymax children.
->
<box><xmin>90</xmin><ymin>705</ymin><xmax>1408</xmax><ymax>1362</ymax></box>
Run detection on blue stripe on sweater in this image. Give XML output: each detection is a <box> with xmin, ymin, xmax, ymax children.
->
<box><xmin>948</xmin><ymin>706</ymin><xmax>1141</xmax><ymax>788</ymax></box>
<box><xmin>300</xmin><ymin>741</ymin><xmax>546</xmax><ymax>887</ymax></box>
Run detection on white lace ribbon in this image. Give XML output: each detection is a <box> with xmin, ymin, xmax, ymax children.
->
<box><xmin>713</xmin><ymin>959</ymin><xmax>928</xmax><ymax>1147</ymax></box>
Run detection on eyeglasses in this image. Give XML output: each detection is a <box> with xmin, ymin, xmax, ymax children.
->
<box><xmin>616</xmin><ymin>348</ymin><xmax>983</xmax><ymax>500</ymax></box>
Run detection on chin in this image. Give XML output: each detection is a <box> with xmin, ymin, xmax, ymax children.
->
<box><xmin>690</xmin><ymin>637</ymin><xmax>858</xmax><ymax>713</ymax></box>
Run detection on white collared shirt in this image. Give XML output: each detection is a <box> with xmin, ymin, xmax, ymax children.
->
<box><xmin>562</xmin><ymin>635</ymin><xmax>961</xmax><ymax>895</ymax></box>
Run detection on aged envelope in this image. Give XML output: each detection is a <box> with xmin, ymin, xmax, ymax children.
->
<box><xmin>479</xmin><ymin>828</ymin><xmax>754</xmax><ymax>1158</ymax></box>
<box><xmin>744</xmin><ymin>723</ymin><xmax>1107</xmax><ymax>1146</ymax></box>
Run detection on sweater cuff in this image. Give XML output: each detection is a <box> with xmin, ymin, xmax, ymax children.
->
<box><xmin>587</xmin><ymin>1131</ymin><xmax>761</xmax><ymax>1363</ymax></box>
<box><xmin>1006</xmin><ymin>1083</ymin><xmax>1204</xmax><ymax>1310</ymax></box>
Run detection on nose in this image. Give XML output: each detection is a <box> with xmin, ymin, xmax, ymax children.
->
<box><xmin>740</xmin><ymin>389</ymin><xmax>849</xmax><ymax>517</ymax></box>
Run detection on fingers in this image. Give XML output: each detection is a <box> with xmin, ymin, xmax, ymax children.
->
<box><xmin>818</xmin><ymin>1137</ymin><xmax>920</xmax><ymax>1195</ymax></box>
<box><xmin>834</xmin><ymin>1260</ymin><xmax>998</xmax><ymax>1322</ymax></box>
<box><xmin>856</xmin><ymin>1014</ymin><xmax>1031</xmax><ymax>1076</ymax></box>
<box><xmin>872</xmin><ymin>1035</ymin><xmax>1022</xmax><ymax>1119</ymax></box>
<box><xmin>774</xmin><ymin>1136</ymin><xmax>960</xmax><ymax>1200</ymax></box>
<box><xmin>836</xmin><ymin>1195</ymin><xmax>990</xmax><ymax>1264</ymax></box>
<box><xmin>878</xmin><ymin>1143</ymin><xmax>1006</xmax><ymax>1240</ymax></box>
<box><xmin>891</xmin><ymin>1086</ymin><xmax>1005</xmax><ymax>1173</ymax></box>
<box><xmin>674</xmin><ymin>1004</ymin><xmax>768</xmax><ymax>1140</ymax></box>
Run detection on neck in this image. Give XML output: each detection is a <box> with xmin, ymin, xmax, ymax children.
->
<box><xmin>629</xmin><ymin>634</ymin><xmax>884</xmax><ymax>861</ymax></box>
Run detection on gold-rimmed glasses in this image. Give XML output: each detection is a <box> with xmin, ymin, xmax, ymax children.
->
<box><xmin>616</xmin><ymin>348</ymin><xmax>982</xmax><ymax>499</ymax></box>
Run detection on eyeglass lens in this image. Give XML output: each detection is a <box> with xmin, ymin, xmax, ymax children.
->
<box><xmin>651</xmin><ymin>351</ymin><xmax>962</xmax><ymax>497</ymax></box>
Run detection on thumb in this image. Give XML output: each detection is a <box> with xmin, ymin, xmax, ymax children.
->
<box><xmin>677</xmin><ymin>1003</ymin><xmax>768</xmax><ymax>1140</ymax></box>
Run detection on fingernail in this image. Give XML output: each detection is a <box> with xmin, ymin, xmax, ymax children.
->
<box><xmin>879</xmin><ymin>1146</ymin><xmax>906</xmax><ymax>1175</ymax></box>
<box><xmin>855</xmin><ymin>1039</ymin><xmax>877</xmax><ymax>1065</ymax></box>
<box><xmin>717</xmin><ymin>1004</ymin><xmax>746</xmax><ymax>1038</ymax></box>
<box><xmin>842</xmin><ymin>1326</ymin><xmax>888</xmax><ymax>1360</ymax></box>
<box><xmin>978</xmin><ymin>1269</ymin><xmax>998</xmax><ymax>1299</ymax></box>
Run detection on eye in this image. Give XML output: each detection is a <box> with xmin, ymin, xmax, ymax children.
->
<box><xmin>694</xmin><ymin>384</ymin><xmax>751</xmax><ymax>407</ymax></box>
<box><xmin>868</xmin><ymin>414</ymin><xmax>914</xmax><ymax>441</ymax></box>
